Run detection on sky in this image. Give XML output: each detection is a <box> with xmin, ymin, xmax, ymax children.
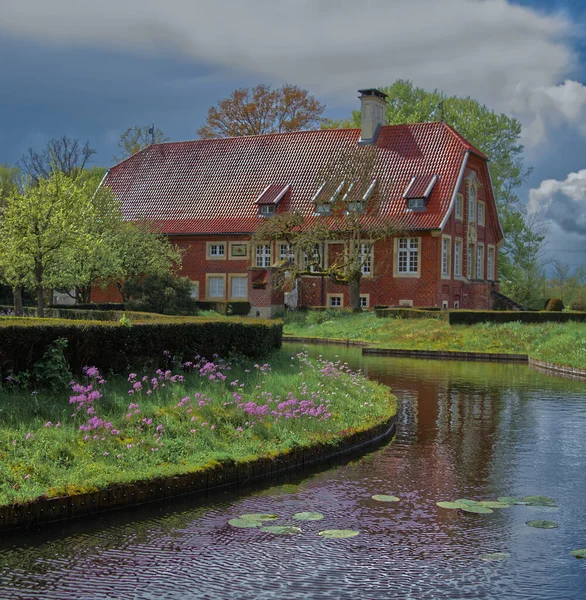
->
<box><xmin>1</xmin><ymin>0</ymin><xmax>586</xmax><ymax>270</ymax></box>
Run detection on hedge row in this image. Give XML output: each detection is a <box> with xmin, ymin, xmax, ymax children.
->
<box><xmin>50</xmin><ymin>303</ymin><xmax>126</xmax><ymax>311</ymax></box>
<box><xmin>448</xmin><ymin>310</ymin><xmax>586</xmax><ymax>325</ymax></box>
<box><xmin>195</xmin><ymin>301</ymin><xmax>251</xmax><ymax>316</ymax></box>
<box><xmin>0</xmin><ymin>318</ymin><xmax>283</xmax><ymax>376</ymax></box>
<box><xmin>0</xmin><ymin>306</ymin><xmax>174</xmax><ymax>322</ymax></box>
<box><xmin>376</xmin><ymin>308</ymin><xmax>448</xmax><ymax>320</ymax></box>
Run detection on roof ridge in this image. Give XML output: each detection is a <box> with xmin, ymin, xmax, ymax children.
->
<box><xmin>441</xmin><ymin>122</ymin><xmax>488</xmax><ymax>159</ymax></box>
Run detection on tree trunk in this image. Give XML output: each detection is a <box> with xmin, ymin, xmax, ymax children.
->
<box><xmin>36</xmin><ymin>285</ymin><xmax>45</xmax><ymax>317</ymax></box>
<box><xmin>13</xmin><ymin>286</ymin><xmax>23</xmax><ymax>317</ymax></box>
<box><xmin>349</xmin><ymin>272</ymin><xmax>362</xmax><ymax>312</ymax></box>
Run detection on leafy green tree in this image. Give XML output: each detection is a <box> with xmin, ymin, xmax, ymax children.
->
<box><xmin>0</xmin><ymin>172</ymin><xmax>91</xmax><ymax>316</ymax></box>
<box><xmin>55</xmin><ymin>168</ymin><xmax>124</xmax><ymax>303</ymax></box>
<box><xmin>0</xmin><ymin>164</ymin><xmax>21</xmax><ymax>202</ymax></box>
<box><xmin>323</xmin><ymin>80</ymin><xmax>542</xmax><ymax>304</ymax></box>
<box><xmin>548</xmin><ymin>260</ymin><xmax>585</xmax><ymax>306</ymax></box>
<box><xmin>111</xmin><ymin>221</ymin><xmax>183</xmax><ymax>302</ymax></box>
<box><xmin>124</xmin><ymin>273</ymin><xmax>196</xmax><ymax>315</ymax></box>
<box><xmin>113</xmin><ymin>125</ymin><xmax>169</xmax><ymax>162</ymax></box>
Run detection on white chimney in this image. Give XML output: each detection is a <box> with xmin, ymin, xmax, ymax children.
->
<box><xmin>358</xmin><ymin>88</ymin><xmax>387</xmax><ymax>144</ymax></box>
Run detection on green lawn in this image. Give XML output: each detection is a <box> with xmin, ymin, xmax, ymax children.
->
<box><xmin>283</xmin><ymin>311</ymin><xmax>586</xmax><ymax>369</ymax></box>
<box><xmin>0</xmin><ymin>350</ymin><xmax>396</xmax><ymax>507</ymax></box>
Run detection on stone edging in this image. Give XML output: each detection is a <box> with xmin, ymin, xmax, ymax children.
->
<box><xmin>362</xmin><ymin>347</ymin><xmax>529</xmax><ymax>362</ymax></box>
<box><xmin>528</xmin><ymin>357</ymin><xmax>586</xmax><ymax>380</ymax></box>
<box><xmin>0</xmin><ymin>414</ymin><xmax>396</xmax><ymax>532</ymax></box>
<box><xmin>283</xmin><ymin>336</ymin><xmax>370</xmax><ymax>347</ymax></box>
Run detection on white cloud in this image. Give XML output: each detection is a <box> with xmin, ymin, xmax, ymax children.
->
<box><xmin>529</xmin><ymin>170</ymin><xmax>586</xmax><ymax>236</ymax></box>
<box><xmin>0</xmin><ymin>0</ymin><xmax>575</xmax><ymax>110</ymax></box>
<box><xmin>511</xmin><ymin>80</ymin><xmax>586</xmax><ymax>146</ymax></box>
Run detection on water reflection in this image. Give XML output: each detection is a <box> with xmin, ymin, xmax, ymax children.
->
<box><xmin>1</xmin><ymin>345</ymin><xmax>585</xmax><ymax>599</ymax></box>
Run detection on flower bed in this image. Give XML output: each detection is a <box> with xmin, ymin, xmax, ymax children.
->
<box><xmin>0</xmin><ymin>350</ymin><xmax>397</xmax><ymax>509</ymax></box>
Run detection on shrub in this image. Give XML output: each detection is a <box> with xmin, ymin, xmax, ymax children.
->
<box><xmin>545</xmin><ymin>298</ymin><xmax>564</xmax><ymax>312</ymax></box>
<box><xmin>50</xmin><ymin>303</ymin><xmax>126</xmax><ymax>311</ymax></box>
<box><xmin>31</xmin><ymin>338</ymin><xmax>73</xmax><ymax>390</ymax></box>
<box><xmin>194</xmin><ymin>301</ymin><xmax>251</xmax><ymax>316</ymax></box>
<box><xmin>124</xmin><ymin>274</ymin><xmax>197</xmax><ymax>315</ymax></box>
<box><xmin>571</xmin><ymin>300</ymin><xmax>586</xmax><ymax>312</ymax></box>
<box><xmin>0</xmin><ymin>318</ymin><xmax>283</xmax><ymax>377</ymax></box>
<box><xmin>376</xmin><ymin>308</ymin><xmax>447</xmax><ymax>320</ymax></box>
<box><xmin>448</xmin><ymin>310</ymin><xmax>586</xmax><ymax>325</ymax></box>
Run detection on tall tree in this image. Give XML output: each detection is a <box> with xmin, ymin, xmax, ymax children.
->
<box><xmin>0</xmin><ymin>164</ymin><xmax>21</xmax><ymax>202</ymax></box>
<box><xmin>19</xmin><ymin>136</ymin><xmax>96</xmax><ymax>182</ymax></box>
<box><xmin>113</xmin><ymin>125</ymin><xmax>169</xmax><ymax>163</ymax></box>
<box><xmin>0</xmin><ymin>172</ymin><xmax>91</xmax><ymax>316</ymax></box>
<box><xmin>197</xmin><ymin>84</ymin><xmax>325</xmax><ymax>139</ymax></box>
<box><xmin>548</xmin><ymin>260</ymin><xmax>585</xmax><ymax>305</ymax></box>
<box><xmin>323</xmin><ymin>79</ymin><xmax>541</xmax><ymax>304</ymax></box>
<box><xmin>253</xmin><ymin>144</ymin><xmax>399</xmax><ymax>312</ymax></box>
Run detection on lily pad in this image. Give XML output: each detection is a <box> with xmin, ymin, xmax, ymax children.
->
<box><xmin>260</xmin><ymin>525</ymin><xmax>302</xmax><ymax>535</ymax></box>
<box><xmin>479</xmin><ymin>552</ymin><xmax>511</xmax><ymax>562</ymax></box>
<box><xmin>522</xmin><ymin>496</ymin><xmax>556</xmax><ymax>506</ymax></box>
<box><xmin>228</xmin><ymin>518</ymin><xmax>263</xmax><ymax>528</ymax></box>
<box><xmin>372</xmin><ymin>494</ymin><xmax>400</xmax><ymax>502</ymax></box>
<box><xmin>239</xmin><ymin>513</ymin><xmax>278</xmax><ymax>521</ymax></box>
<box><xmin>525</xmin><ymin>520</ymin><xmax>558</xmax><ymax>529</ymax></box>
<box><xmin>455</xmin><ymin>499</ymin><xmax>480</xmax><ymax>506</ymax></box>
<box><xmin>478</xmin><ymin>501</ymin><xmax>511</xmax><ymax>509</ymax></box>
<box><xmin>570</xmin><ymin>549</ymin><xmax>586</xmax><ymax>559</ymax></box>
<box><xmin>497</xmin><ymin>496</ymin><xmax>524</xmax><ymax>504</ymax></box>
<box><xmin>436</xmin><ymin>501</ymin><xmax>468</xmax><ymax>510</ymax></box>
<box><xmin>462</xmin><ymin>505</ymin><xmax>493</xmax><ymax>514</ymax></box>
<box><xmin>293</xmin><ymin>512</ymin><xmax>324</xmax><ymax>521</ymax></box>
<box><xmin>318</xmin><ymin>529</ymin><xmax>360</xmax><ymax>539</ymax></box>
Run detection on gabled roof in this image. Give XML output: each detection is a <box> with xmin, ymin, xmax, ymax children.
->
<box><xmin>105</xmin><ymin>122</ymin><xmax>486</xmax><ymax>234</ymax></box>
<box><xmin>403</xmin><ymin>174</ymin><xmax>438</xmax><ymax>200</ymax></box>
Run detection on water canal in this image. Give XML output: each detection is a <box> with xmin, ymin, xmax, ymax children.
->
<box><xmin>1</xmin><ymin>343</ymin><xmax>585</xmax><ymax>599</ymax></box>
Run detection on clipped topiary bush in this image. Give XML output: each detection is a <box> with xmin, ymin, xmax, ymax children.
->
<box><xmin>545</xmin><ymin>298</ymin><xmax>564</xmax><ymax>312</ymax></box>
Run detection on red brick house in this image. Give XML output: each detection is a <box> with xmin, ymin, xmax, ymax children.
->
<box><xmin>96</xmin><ymin>89</ymin><xmax>503</xmax><ymax>316</ymax></box>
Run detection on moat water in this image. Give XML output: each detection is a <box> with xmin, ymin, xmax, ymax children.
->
<box><xmin>1</xmin><ymin>343</ymin><xmax>585</xmax><ymax>599</ymax></box>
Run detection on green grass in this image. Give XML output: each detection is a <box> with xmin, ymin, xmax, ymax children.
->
<box><xmin>283</xmin><ymin>311</ymin><xmax>586</xmax><ymax>369</ymax></box>
<box><xmin>0</xmin><ymin>350</ymin><xmax>396</xmax><ymax>507</ymax></box>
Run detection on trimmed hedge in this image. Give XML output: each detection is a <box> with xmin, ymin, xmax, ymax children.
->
<box><xmin>0</xmin><ymin>306</ymin><xmax>170</xmax><ymax>322</ymax></box>
<box><xmin>195</xmin><ymin>301</ymin><xmax>251</xmax><ymax>316</ymax></box>
<box><xmin>448</xmin><ymin>310</ymin><xmax>586</xmax><ymax>325</ymax></box>
<box><xmin>376</xmin><ymin>308</ymin><xmax>448</xmax><ymax>320</ymax></box>
<box><xmin>0</xmin><ymin>318</ymin><xmax>283</xmax><ymax>376</ymax></box>
<box><xmin>50</xmin><ymin>303</ymin><xmax>126</xmax><ymax>311</ymax></box>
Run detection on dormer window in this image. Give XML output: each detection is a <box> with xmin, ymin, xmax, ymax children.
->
<box><xmin>255</xmin><ymin>183</ymin><xmax>290</xmax><ymax>217</ymax></box>
<box><xmin>403</xmin><ymin>174</ymin><xmax>438</xmax><ymax>211</ymax></box>
<box><xmin>315</xmin><ymin>204</ymin><xmax>331</xmax><ymax>216</ymax></box>
<box><xmin>259</xmin><ymin>204</ymin><xmax>275</xmax><ymax>217</ymax></box>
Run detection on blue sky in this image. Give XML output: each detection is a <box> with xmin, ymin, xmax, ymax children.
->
<box><xmin>1</xmin><ymin>0</ymin><xmax>586</xmax><ymax>268</ymax></box>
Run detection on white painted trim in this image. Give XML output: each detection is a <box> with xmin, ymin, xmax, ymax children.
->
<box><xmin>362</xmin><ymin>179</ymin><xmax>377</xmax><ymax>201</ymax></box>
<box><xmin>311</xmin><ymin>181</ymin><xmax>327</xmax><ymax>203</ymax></box>
<box><xmin>423</xmin><ymin>174</ymin><xmax>439</xmax><ymax>197</ymax></box>
<box><xmin>330</xmin><ymin>180</ymin><xmax>345</xmax><ymax>202</ymax></box>
<box><xmin>439</xmin><ymin>151</ymin><xmax>469</xmax><ymax>231</ymax></box>
<box><xmin>402</xmin><ymin>176</ymin><xmax>417</xmax><ymax>199</ymax></box>
<box><xmin>271</xmin><ymin>183</ymin><xmax>291</xmax><ymax>204</ymax></box>
<box><xmin>341</xmin><ymin>180</ymin><xmax>356</xmax><ymax>202</ymax></box>
<box><xmin>254</xmin><ymin>184</ymin><xmax>272</xmax><ymax>204</ymax></box>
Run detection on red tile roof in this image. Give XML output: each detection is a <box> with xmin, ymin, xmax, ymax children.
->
<box><xmin>105</xmin><ymin>122</ymin><xmax>483</xmax><ymax>234</ymax></box>
<box><xmin>403</xmin><ymin>174</ymin><xmax>438</xmax><ymax>199</ymax></box>
<box><xmin>255</xmin><ymin>183</ymin><xmax>290</xmax><ymax>205</ymax></box>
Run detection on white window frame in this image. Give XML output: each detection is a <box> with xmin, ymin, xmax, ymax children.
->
<box><xmin>468</xmin><ymin>181</ymin><xmax>477</xmax><ymax>223</ymax></box>
<box><xmin>395</xmin><ymin>237</ymin><xmax>420</xmax><ymax>277</ymax></box>
<box><xmin>441</xmin><ymin>235</ymin><xmax>451</xmax><ymax>279</ymax></box>
<box><xmin>454</xmin><ymin>238</ymin><xmax>463</xmax><ymax>277</ymax></box>
<box><xmin>206</xmin><ymin>242</ymin><xmax>226</xmax><ymax>260</ymax></box>
<box><xmin>255</xmin><ymin>243</ymin><xmax>272</xmax><ymax>268</ymax></box>
<box><xmin>487</xmin><ymin>245</ymin><xmax>495</xmax><ymax>281</ymax></box>
<box><xmin>407</xmin><ymin>198</ymin><xmax>425</xmax><ymax>210</ymax></box>
<box><xmin>359</xmin><ymin>294</ymin><xmax>370</xmax><ymax>309</ymax></box>
<box><xmin>303</xmin><ymin>245</ymin><xmax>321</xmax><ymax>273</ymax></box>
<box><xmin>228</xmin><ymin>274</ymin><xmax>248</xmax><ymax>301</ymax></box>
<box><xmin>259</xmin><ymin>204</ymin><xmax>276</xmax><ymax>217</ymax></box>
<box><xmin>468</xmin><ymin>243</ymin><xmax>475</xmax><ymax>279</ymax></box>
<box><xmin>359</xmin><ymin>243</ymin><xmax>373</xmax><ymax>276</ymax></box>
<box><xmin>477</xmin><ymin>243</ymin><xmax>484</xmax><ymax>280</ymax></box>
<box><xmin>478</xmin><ymin>201</ymin><xmax>485</xmax><ymax>226</ymax></box>
<box><xmin>455</xmin><ymin>193</ymin><xmax>463</xmax><ymax>220</ymax></box>
<box><xmin>278</xmin><ymin>242</ymin><xmax>295</xmax><ymax>264</ymax></box>
<box><xmin>206</xmin><ymin>274</ymin><xmax>226</xmax><ymax>300</ymax></box>
<box><xmin>327</xmin><ymin>294</ymin><xmax>343</xmax><ymax>308</ymax></box>
<box><xmin>190</xmin><ymin>281</ymin><xmax>199</xmax><ymax>300</ymax></box>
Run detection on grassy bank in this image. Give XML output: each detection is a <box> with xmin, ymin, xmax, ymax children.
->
<box><xmin>0</xmin><ymin>350</ymin><xmax>396</xmax><ymax>507</ymax></box>
<box><xmin>283</xmin><ymin>311</ymin><xmax>586</xmax><ymax>369</ymax></box>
